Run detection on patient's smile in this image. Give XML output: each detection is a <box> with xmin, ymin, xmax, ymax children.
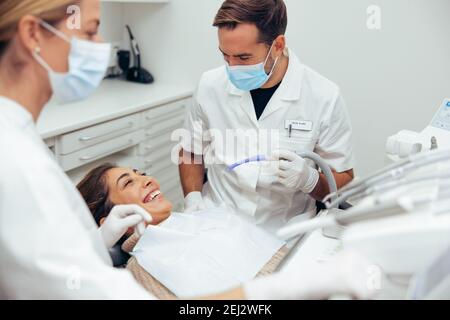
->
<box><xmin>144</xmin><ymin>190</ymin><xmax>162</xmax><ymax>203</ymax></box>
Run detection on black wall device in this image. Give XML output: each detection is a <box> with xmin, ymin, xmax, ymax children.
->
<box><xmin>125</xmin><ymin>25</ymin><xmax>154</xmax><ymax>84</ymax></box>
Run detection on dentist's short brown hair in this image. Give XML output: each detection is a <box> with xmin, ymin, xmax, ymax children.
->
<box><xmin>213</xmin><ymin>0</ymin><xmax>288</xmax><ymax>45</ymax></box>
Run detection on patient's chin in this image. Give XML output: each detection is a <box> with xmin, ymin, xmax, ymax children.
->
<box><xmin>143</xmin><ymin>198</ymin><xmax>173</xmax><ymax>225</ymax></box>
<box><xmin>149</xmin><ymin>209</ymin><xmax>172</xmax><ymax>225</ymax></box>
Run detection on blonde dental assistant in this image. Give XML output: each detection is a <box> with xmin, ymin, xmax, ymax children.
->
<box><xmin>0</xmin><ymin>0</ymin><xmax>374</xmax><ymax>300</ymax></box>
<box><xmin>179</xmin><ymin>0</ymin><xmax>355</xmax><ymax>232</ymax></box>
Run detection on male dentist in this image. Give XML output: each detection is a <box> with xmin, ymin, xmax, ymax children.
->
<box><xmin>179</xmin><ymin>0</ymin><xmax>355</xmax><ymax>233</ymax></box>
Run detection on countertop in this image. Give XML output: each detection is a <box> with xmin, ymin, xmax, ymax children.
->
<box><xmin>37</xmin><ymin>79</ymin><xmax>194</xmax><ymax>139</ymax></box>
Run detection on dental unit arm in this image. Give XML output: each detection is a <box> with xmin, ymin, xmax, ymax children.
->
<box><xmin>325</xmin><ymin>148</ymin><xmax>450</xmax><ymax>209</ymax></box>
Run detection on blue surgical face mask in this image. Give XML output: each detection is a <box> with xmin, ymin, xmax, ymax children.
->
<box><xmin>226</xmin><ymin>43</ymin><xmax>280</xmax><ymax>91</ymax></box>
<box><xmin>33</xmin><ymin>20</ymin><xmax>111</xmax><ymax>104</ymax></box>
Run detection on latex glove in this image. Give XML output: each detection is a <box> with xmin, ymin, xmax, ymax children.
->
<box><xmin>244</xmin><ymin>250</ymin><xmax>382</xmax><ymax>300</ymax></box>
<box><xmin>99</xmin><ymin>205</ymin><xmax>152</xmax><ymax>249</ymax></box>
<box><xmin>272</xmin><ymin>150</ymin><xmax>320</xmax><ymax>194</ymax></box>
<box><xmin>184</xmin><ymin>191</ymin><xmax>206</xmax><ymax>213</ymax></box>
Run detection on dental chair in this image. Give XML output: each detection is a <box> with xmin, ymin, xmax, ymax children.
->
<box><xmin>110</xmin><ymin>242</ymin><xmax>130</xmax><ymax>268</ymax></box>
<box><xmin>316</xmin><ymin>200</ymin><xmax>352</xmax><ymax>213</ymax></box>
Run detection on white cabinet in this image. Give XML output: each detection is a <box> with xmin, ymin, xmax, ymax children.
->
<box><xmin>58</xmin><ymin>130</ymin><xmax>143</xmax><ymax>172</ymax></box>
<box><xmin>57</xmin><ymin>113</ymin><xmax>142</xmax><ymax>155</ymax></box>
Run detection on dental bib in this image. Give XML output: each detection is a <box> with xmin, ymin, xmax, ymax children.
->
<box><xmin>131</xmin><ymin>208</ymin><xmax>285</xmax><ymax>298</ymax></box>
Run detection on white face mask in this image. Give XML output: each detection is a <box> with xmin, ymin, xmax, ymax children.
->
<box><xmin>33</xmin><ymin>20</ymin><xmax>111</xmax><ymax>104</ymax></box>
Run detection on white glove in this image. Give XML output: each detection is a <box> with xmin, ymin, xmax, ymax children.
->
<box><xmin>272</xmin><ymin>150</ymin><xmax>320</xmax><ymax>194</ymax></box>
<box><xmin>244</xmin><ymin>250</ymin><xmax>382</xmax><ymax>300</ymax></box>
<box><xmin>184</xmin><ymin>191</ymin><xmax>206</xmax><ymax>213</ymax></box>
<box><xmin>99</xmin><ymin>205</ymin><xmax>152</xmax><ymax>249</ymax></box>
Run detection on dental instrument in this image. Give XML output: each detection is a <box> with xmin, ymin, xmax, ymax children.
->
<box><xmin>227</xmin><ymin>154</ymin><xmax>268</xmax><ymax>171</ymax></box>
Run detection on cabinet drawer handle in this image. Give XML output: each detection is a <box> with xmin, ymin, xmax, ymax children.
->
<box><xmin>79</xmin><ymin>122</ymin><xmax>134</xmax><ymax>142</ymax></box>
<box><xmin>79</xmin><ymin>139</ymin><xmax>134</xmax><ymax>162</ymax></box>
<box><xmin>145</xmin><ymin>108</ymin><xmax>185</xmax><ymax>122</ymax></box>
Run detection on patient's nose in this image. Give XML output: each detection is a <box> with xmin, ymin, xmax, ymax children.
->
<box><xmin>143</xmin><ymin>175</ymin><xmax>160</xmax><ymax>189</ymax></box>
<box><xmin>143</xmin><ymin>178</ymin><xmax>153</xmax><ymax>188</ymax></box>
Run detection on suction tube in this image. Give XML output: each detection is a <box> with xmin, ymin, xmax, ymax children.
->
<box><xmin>227</xmin><ymin>151</ymin><xmax>338</xmax><ymax>201</ymax></box>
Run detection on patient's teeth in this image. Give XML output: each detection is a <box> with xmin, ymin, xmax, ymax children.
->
<box><xmin>146</xmin><ymin>190</ymin><xmax>161</xmax><ymax>203</ymax></box>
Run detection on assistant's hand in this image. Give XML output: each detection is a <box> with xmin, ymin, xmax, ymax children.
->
<box><xmin>184</xmin><ymin>191</ymin><xmax>206</xmax><ymax>213</ymax></box>
<box><xmin>99</xmin><ymin>205</ymin><xmax>152</xmax><ymax>249</ymax></box>
<box><xmin>272</xmin><ymin>150</ymin><xmax>320</xmax><ymax>194</ymax></box>
<box><xmin>244</xmin><ymin>250</ymin><xmax>382</xmax><ymax>300</ymax></box>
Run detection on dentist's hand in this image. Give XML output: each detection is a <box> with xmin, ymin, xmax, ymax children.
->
<box><xmin>99</xmin><ymin>205</ymin><xmax>152</xmax><ymax>249</ymax></box>
<box><xmin>244</xmin><ymin>250</ymin><xmax>382</xmax><ymax>300</ymax></box>
<box><xmin>184</xmin><ymin>191</ymin><xmax>206</xmax><ymax>213</ymax></box>
<box><xmin>272</xmin><ymin>150</ymin><xmax>320</xmax><ymax>194</ymax></box>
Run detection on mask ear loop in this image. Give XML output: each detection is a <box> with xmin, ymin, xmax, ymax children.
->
<box><xmin>33</xmin><ymin>20</ymin><xmax>72</xmax><ymax>74</ymax></box>
<box><xmin>263</xmin><ymin>42</ymin><xmax>276</xmax><ymax>66</ymax></box>
<box><xmin>263</xmin><ymin>42</ymin><xmax>281</xmax><ymax>78</ymax></box>
<box><xmin>33</xmin><ymin>47</ymin><xmax>53</xmax><ymax>73</ymax></box>
<box><xmin>39</xmin><ymin>20</ymin><xmax>71</xmax><ymax>43</ymax></box>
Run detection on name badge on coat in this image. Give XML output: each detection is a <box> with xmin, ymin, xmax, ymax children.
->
<box><xmin>284</xmin><ymin>120</ymin><xmax>314</xmax><ymax>137</ymax></box>
<box><xmin>285</xmin><ymin>120</ymin><xmax>313</xmax><ymax>132</ymax></box>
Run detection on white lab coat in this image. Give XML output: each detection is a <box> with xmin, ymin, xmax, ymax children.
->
<box><xmin>0</xmin><ymin>97</ymin><xmax>153</xmax><ymax>300</ymax></box>
<box><xmin>182</xmin><ymin>49</ymin><xmax>354</xmax><ymax>233</ymax></box>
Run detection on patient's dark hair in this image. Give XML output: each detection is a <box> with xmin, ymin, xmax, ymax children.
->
<box><xmin>77</xmin><ymin>163</ymin><xmax>117</xmax><ymax>226</ymax></box>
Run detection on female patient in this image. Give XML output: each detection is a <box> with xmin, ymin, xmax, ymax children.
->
<box><xmin>77</xmin><ymin>164</ymin><xmax>286</xmax><ymax>299</ymax></box>
<box><xmin>77</xmin><ymin>163</ymin><xmax>378</xmax><ymax>300</ymax></box>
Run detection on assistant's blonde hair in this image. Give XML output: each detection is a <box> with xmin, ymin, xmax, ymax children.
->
<box><xmin>0</xmin><ymin>0</ymin><xmax>77</xmax><ymax>55</ymax></box>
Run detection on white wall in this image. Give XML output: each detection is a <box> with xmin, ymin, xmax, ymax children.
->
<box><xmin>101</xmin><ymin>0</ymin><xmax>450</xmax><ymax>176</ymax></box>
<box><xmin>285</xmin><ymin>0</ymin><xmax>450</xmax><ymax>176</ymax></box>
<box><xmin>100</xmin><ymin>2</ymin><xmax>124</xmax><ymax>42</ymax></box>
<box><xmin>122</xmin><ymin>0</ymin><xmax>223</xmax><ymax>85</ymax></box>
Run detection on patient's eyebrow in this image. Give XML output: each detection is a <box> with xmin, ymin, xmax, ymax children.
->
<box><xmin>116</xmin><ymin>173</ymin><xmax>130</xmax><ymax>186</ymax></box>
